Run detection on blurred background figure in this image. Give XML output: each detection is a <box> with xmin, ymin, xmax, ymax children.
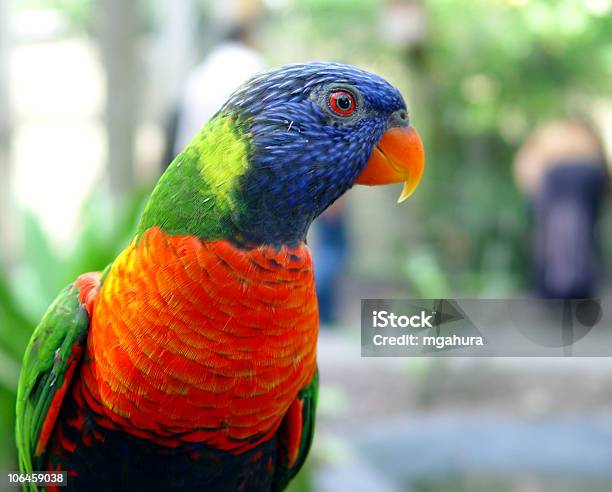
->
<box><xmin>164</xmin><ymin>21</ymin><xmax>265</xmax><ymax>166</ymax></box>
<box><xmin>514</xmin><ymin>121</ymin><xmax>608</xmax><ymax>299</ymax></box>
<box><xmin>310</xmin><ymin>199</ymin><xmax>349</xmax><ymax>326</ymax></box>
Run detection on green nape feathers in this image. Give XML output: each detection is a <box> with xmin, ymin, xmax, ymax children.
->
<box><xmin>138</xmin><ymin>115</ymin><xmax>250</xmax><ymax>241</ymax></box>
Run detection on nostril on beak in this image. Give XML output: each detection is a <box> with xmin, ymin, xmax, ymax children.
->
<box><xmin>390</xmin><ymin>109</ymin><xmax>410</xmax><ymax>128</ymax></box>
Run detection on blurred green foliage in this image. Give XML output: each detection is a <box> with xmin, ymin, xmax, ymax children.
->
<box><xmin>410</xmin><ymin>0</ymin><xmax>611</xmax><ymax>295</ymax></box>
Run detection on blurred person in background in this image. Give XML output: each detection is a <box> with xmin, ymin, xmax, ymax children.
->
<box><xmin>163</xmin><ymin>22</ymin><xmax>265</xmax><ymax>167</ymax></box>
<box><xmin>311</xmin><ymin>198</ymin><xmax>349</xmax><ymax>326</ymax></box>
<box><xmin>514</xmin><ymin>120</ymin><xmax>608</xmax><ymax>299</ymax></box>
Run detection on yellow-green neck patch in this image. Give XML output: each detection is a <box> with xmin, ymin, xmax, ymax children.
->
<box><xmin>194</xmin><ymin>115</ymin><xmax>249</xmax><ymax>214</ymax></box>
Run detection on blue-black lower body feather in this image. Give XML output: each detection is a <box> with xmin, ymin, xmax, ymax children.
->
<box><xmin>46</xmin><ymin>388</ymin><xmax>279</xmax><ymax>492</ymax></box>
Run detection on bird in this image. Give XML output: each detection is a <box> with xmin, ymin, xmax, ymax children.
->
<box><xmin>15</xmin><ymin>62</ymin><xmax>425</xmax><ymax>492</ymax></box>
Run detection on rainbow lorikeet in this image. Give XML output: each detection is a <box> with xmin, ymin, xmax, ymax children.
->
<box><xmin>15</xmin><ymin>62</ymin><xmax>424</xmax><ymax>491</ymax></box>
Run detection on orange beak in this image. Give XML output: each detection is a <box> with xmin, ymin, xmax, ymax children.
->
<box><xmin>355</xmin><ymin>127</ymin><xmax>425</xmax><ymax>202</ymax></box>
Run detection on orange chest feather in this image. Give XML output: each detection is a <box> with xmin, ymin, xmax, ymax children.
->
<box><xmin>78</xmin><ymin>227</ymin><xmax>318</xmax><ymax>451</ymax></box>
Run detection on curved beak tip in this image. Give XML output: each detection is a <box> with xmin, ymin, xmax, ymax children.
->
<box><xmin>397</xmin><ymin>182</ymin><xmax>415</xmax><ymax>203</ymax></box>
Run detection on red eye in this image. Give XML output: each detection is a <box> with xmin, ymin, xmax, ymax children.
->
<box><xmin>329</xmin><ymin>90</ymin><xmax>356</xmax><ymax>116</ymax></box>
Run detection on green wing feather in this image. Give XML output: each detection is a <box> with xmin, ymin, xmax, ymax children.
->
<box><xmin>15</xmin><ymin>284</ymin><xmax>90</xmax><ymax>481</ymax></box>
<box><xmin>273</xmin><ymin>369</ymin><xmax>319</xmax><ymax>492</ymax></box>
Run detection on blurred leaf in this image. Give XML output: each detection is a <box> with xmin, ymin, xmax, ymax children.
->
<box><xmin>285</xmin><ymin>462</ymin><xmax>313</xmax><ymax>492</ymax></box>
<box><xmin>0</xmin><ymin>271</ymin><xmax>33</xmax><ymax>360</ymax></box>
<box><xmin>0</xmin><ymin>387</ymin><xmax>18</xmax><ymax>470</ymax></box>
<box><xmin>403</xmin><ymin>249</ymin><xmax>451</xmax><ymax>298</ymax></box>
<box><xmin>21</xmin><ymin>211</ymin><xmax>67</xmax><ymax>301</ymax></box>
<box><xmin>0</xmin><ymin>349</ymin><xmax>20</xmax><ymax>393</ymax></box>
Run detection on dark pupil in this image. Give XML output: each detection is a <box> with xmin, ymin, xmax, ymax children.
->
<box><xmin>336</xmin><ymin>94</ymin><xmax>352</xmax><ymax>111</ymax></box>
